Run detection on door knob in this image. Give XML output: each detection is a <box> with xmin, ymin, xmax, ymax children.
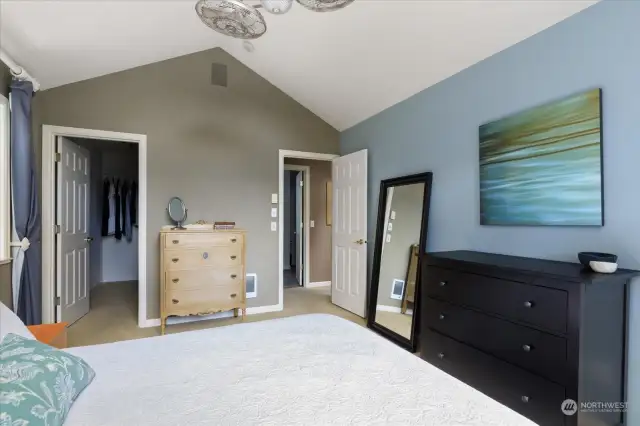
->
<box><xmin>354</xmin><ymin>239</ymin><xmax>367</xmax><ymax>245</ymax></box>
<box><xmin>84</xmin><ymin>237</ymin><xmax>94</xmax><ymax>243</ymax></box>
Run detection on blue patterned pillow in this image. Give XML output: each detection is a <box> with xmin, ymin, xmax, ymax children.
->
<box><xmin>0</xmin><ymin>333</ymin><xmax>95</xmax><ymax>426</ymax></box>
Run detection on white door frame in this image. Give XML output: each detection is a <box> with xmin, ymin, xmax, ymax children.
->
<box><xmin>284</xmin><ymin>164</ymin><xmax>310</xmax><ymax>287</ymax></box>
<box><xmin>41</xmin><ymin>125</ymin><xmax>148</xmax><ymax>327</ymax></box>
<box><xmin>278</xmin><ymin>150</ymin><xmax>338</xmax><ymax>309</ymax></box>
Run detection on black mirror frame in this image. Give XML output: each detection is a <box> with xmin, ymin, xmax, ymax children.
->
<box><xmin>367</xmin><ymin>171</ymin><xmax>433</xmax><ymax>352</ymax></box>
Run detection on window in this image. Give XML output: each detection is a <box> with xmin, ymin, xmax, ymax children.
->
<box><xmin>0</xmin><ymin>94</ymin><xmax>10</xmax><ymax>261</ymax></box>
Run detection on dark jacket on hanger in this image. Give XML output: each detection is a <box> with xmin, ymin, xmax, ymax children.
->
<box><xmin>101</xmin><ymin>179</ymin><xmax>110</xmax><ymax>237</ymax></box>
<box><xmin>121</xmin><ymin>181</ymin><xmax>129</xmax><ymax>237</ymax></box>
<box><xmin>114</xmin><ymin>180</ymin><xmax>122</xmax><ymax>240</ymax></box>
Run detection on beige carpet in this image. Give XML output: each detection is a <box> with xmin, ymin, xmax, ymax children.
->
<box><xmin>68</xmin><ymin>282</ymin><xmax>365</xmax><ymax>348</ymax></box>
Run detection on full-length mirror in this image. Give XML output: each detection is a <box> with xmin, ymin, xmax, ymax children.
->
<box><xmin>368</xmin><ymin>172</ymin><xmax>432</xmax><ymax>351</ymax></box>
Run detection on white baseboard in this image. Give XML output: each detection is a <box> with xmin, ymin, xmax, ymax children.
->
<box><xmin>307</xmin><ymin>281</ymin><xmax>331</xmax><ymax>288</ymax></box>
<box><xmin>140</xmin><ymin>304</ymin><xmax>283</xmax><ymax>328</ymax></box>
<box><xmin>376</xmin><ymin>305</ymin><xmax>413</xmax><ymax>315</ymax></box>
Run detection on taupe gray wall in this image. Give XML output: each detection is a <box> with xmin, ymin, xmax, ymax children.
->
<box><xmin>0</xmin><ymin>262</ymin><xmax>11</xmax><ymax>309</ymax></box>
<box><xmin>0</xmin><ymin>64</ymin><xmax>10</xmax><ymax>97</ymax></box>
<box><xmin>33</xmin><ymin>48</ymin><xmax>339</xmax><ymax>318</ymax></box>
<box><xmin>284</xmin><ymin>158</ymin><xmax>332</xmax><ymax>283</ymax></box>
<box><xmin>377</xmin><ymin>183</ymin><xmax>424</xmax><ymax>308</ymax></box>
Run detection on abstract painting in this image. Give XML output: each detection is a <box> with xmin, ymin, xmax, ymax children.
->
<box><xmin>480</xmin><ymin>89</ymin><xmax>603</xmax><ymax>226</ymax></box>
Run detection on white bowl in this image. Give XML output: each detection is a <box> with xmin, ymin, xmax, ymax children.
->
<box><xmin>589</xmin><ymin>261</ymin><xmax>618</xmax><ymax>274</ymax></box>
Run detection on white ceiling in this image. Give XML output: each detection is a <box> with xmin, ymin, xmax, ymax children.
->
<box><xmin>0</xmin><ymin>0</ymin><xmax>597</xmax><ymax>130</ymax></box>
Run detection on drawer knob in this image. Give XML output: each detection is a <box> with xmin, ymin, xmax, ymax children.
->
<box><xmin>202</xmin><ymin>252</ymin><xmax>209</xmax><ymax>260</ymax></box>
<box><xmin>172</xmin><ymin>299</ymin><xmax>179</xmax><ymax>304</ymax></box>
<box><xmin>524</xmin><ymin>301</ymin><xmax>534</xmax><ymax>308</ymax></box>
<box><xmin>439</xmin><ymin>314</ymin><xmax>446</xmax><ymax>320</ymax></box>
<box><xmin>231</xmin><ymin>238</ymin><xmax>237</xmax><ymax>243</ymax></box>
<box><xmin>172</xmin><ymin>240</ymin><xmax>179</xmax><ymax>244</ymax></box>
<box><xmin>230</xmin><ymin>255</ymin><xmax>237</xmax><ymax>260</ymax></box>
<box><xmin>439</xmin><ymin>281</ymin><xmax>447</xmax><ymax>287</ymax></box>
<box><xmin>437</xmin><ymin>352</ymin><xmax>445</xmax><ymax>359</ymax></box>
<box><xmin>521</xmin><ymin>396</ymin><xmax>530</xmax><ymax>403</ymax></box>
<box><xmin>230</xmin><ymin>293</ymin><xmax>237</xmax><ymax>298</ymax></box>
<box><xmin>522</xmin><ymin>344</ymin><xmax>532</xmax><ymax>352</ymax></box>
<box><xmin>171</xmin><ymin>258</ymin><xmax>179</xmax><ymax>263</ymax></box>
<box><xmin>172</xmin><ymin>278</ymin><xmax>179</xmax><ymax>283</ymax></box>
<box><xmin>231</xmin><ymin>274</ymin><xmax>237</xmax><ymax>279</ymax></box>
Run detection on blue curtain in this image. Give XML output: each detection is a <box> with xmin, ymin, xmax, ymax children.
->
<box><xmin>10</xmin><ymin>79</ymin><xmax>41</xmax><ymax>325</ymax></box>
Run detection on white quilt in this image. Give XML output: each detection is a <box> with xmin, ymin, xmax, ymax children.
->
<box><xmin>65</xmin><ymin>314</ymin><xmax>536</xmax><ymax>426</ymax></box>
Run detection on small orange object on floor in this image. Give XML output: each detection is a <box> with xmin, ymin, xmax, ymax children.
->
<box><xmin>27</xmin><ymin>322</ymin><xmax>69</xmax><ymax>349</ymax></box>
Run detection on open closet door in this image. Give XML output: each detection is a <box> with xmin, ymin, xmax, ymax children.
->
<box><xmin>56</xmin><ymin>136</ymin><xmax>91</xmax><ymax>324</ymax></box>
<box><xmin>331</xmin><ymin>149</ymin><xmax>367</xmax><ymax>317</ymax></box>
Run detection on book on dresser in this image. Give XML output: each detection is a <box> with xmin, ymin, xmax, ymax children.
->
<box><xmin>419</xmin><ymin>250</ymin><xmax>639</xmax><ymax>426</ymax></box>
<box><xmin>160</xmin><ymin>228</ymin><xmax>247</xmax><ymax>334</ymax></box>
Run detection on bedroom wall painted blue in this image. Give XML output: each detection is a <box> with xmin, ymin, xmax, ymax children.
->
<box><xmin>340</xmin><ymin>0</ymin><xmax>640</xmax><ymax>420</ymax></box>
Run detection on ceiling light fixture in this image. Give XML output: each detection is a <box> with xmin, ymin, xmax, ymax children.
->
<box><xmin>195</xmin><ymin>0</ymin><xmax>355</xmax><ymax>39</ymax></box>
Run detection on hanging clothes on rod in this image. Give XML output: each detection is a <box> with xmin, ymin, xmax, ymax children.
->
<box><xmin>101</xmin><ymin>178</ymin><xmax>137</xmax><ymax>241</ymax></box>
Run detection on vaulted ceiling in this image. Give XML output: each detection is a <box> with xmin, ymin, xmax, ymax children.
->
<box><xmin>0</xmin><ymin>0</ymin><xmax>597</xmax><ymax>130</ymax></box>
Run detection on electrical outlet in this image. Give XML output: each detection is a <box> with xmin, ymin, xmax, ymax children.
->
<box><xmin>271</xmin><ymin>222</ymin><xmax>277</xmax><ymax>231</ymax></box>
<box><xmin>310</xmin><ymin>220</ymin><xmax>315</xmax><ymax>228</ymax></box>
<box><xmin>271</xmin><ymin>194</ymin><xmax>278</xmax><ymax>204</ymax></box>
<box><xmin>386</xmin><ymin>234</ymin><xmax>392</xmax><ymax>243</ymax></box>
<box><xmin>271</xmin><ymin>208</ymin><xmax>277</xmax><ymax>218</ymax></box>
<box><xmin>390</xmin><ymin>211</ymin><xmax>396</xmax><ymax>220</ymax></box>
<box><xmin>388</xmin><ymin>223</ymin><xmax>393</xmax><ymax>231</ymax></box>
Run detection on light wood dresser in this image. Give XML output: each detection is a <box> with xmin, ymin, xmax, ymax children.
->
<box><xmin>160</xmin><ymin>228</ymin><xmax>246</xmax><ymax>334</ymax></box>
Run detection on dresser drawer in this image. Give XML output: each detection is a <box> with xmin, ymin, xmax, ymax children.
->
<box><xmin>165</xmin><ymin>285</ymin><xmax>245</xmax><ymax>314</ymax></box>
<box><xmin>421</xmin><ymin>329</ymin><xmax>567</xmax><ymax>426</ymax></box>
<box><xmin>164</xmin><ymin>247</ymin><xmax>242</xmax><ymax>270</ymax></box>
<box><xmin>425</xmin><ymin>266</ymin><xmax>568</xmax><ymax>333</ymax></box>
<box><xmin>166</xmin><ymin>267</ymin><xmax>243</xmax><ymax>291</ymax></box>
<box><xmin>165</xmin><ymin>233</ymin><xmax>243</xmax><ymax>249</ymax></box>
<box><xmin>425</xmin><ymin>298</ymin><xmax>567</xmax><ymax>384</ymax></box>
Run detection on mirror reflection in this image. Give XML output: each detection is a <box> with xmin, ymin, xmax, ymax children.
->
<box><xmin>374</xmin><ymin>183</ymin><xmax>425</xmax><ymax>339</ymax></box>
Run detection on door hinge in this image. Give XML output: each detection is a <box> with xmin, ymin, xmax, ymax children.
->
<box><xmin>300</xmin><ymin>180</ymin><xmax>304</xmax><ymax>187</ymax></box>
<box><xmin>54</xmin><ymin>152</ymin><xmax>61</xmax><ymax>162</ymax></box>
<box><xmin>55</xmin><ymin>296</ymin><xmax>61</xmax><ymax>306</ymax></box>
<box><xmin>54</xmin><ymin>224</ymin><xmax>61</xmax><ymax>234</ymax></box>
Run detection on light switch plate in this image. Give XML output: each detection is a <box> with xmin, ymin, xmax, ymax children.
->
<box><xmin>390</xmin><ymin>211</ymin><xmax>396</xmax><ymax>220</ymax></box>
<box><xmin>387</xmin><ymin>223</ymin><xmax>393</xmax><ymax>231</ymax></box>
<box><xmin>271</xmin><ymin>194</ymin><xmax>278</xmax><ymax>204</ymax></box>
<box><xmin>310</xmin><ymin>220</ymin><xmax>315</xmax><ymax>228</ymax></box>
<box><xmin>271</xmin><ymin>222</ymin><xmax>277</xmax><ymax>231</ymax></box>
<box><xmin>271</xmin><ymin>208</ymin><xmax>278</xmax><ymax>218</ymax></box>
<box><xmin>386</xmin><ymin>234</ymin><xmax>392</xmax><ymax>243</ymax></box>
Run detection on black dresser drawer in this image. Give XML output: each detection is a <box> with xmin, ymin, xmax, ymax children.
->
<box><xmin>421</xmin><ymin>329</ymin><xmax>567</xmax><ymax>426</ymax></box>
<box><xmin>425</xmin><ymin>266</ymin><xmax>568</xmax><ymax>333</ymax></box>
<box><xmin>425</xmin><ymin>298</ymin><xmax>568</xmax><ymax>384</ymax></box>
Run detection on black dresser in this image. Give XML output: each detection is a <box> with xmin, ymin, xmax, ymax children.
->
<box><xmin>419</xmin><ymin>250</ymin><xmax>639</xmax><ymax>426</ymax></box>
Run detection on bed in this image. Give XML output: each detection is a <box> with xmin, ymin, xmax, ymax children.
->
<box><xmin>60</xmin><ymin>314</ymin><xmax>536</xmax><ymax>425</ymax></box>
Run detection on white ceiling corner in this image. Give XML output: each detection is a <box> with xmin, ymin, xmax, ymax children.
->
<box><xmin>0</xmin><ymin>0</ymin><xmax>598</xmax><ymax>131</ymax></box>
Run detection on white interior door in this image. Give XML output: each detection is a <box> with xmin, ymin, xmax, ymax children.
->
<box><xmin>295</xmin><ymin>171</ymin><xmax>303</xmax><ymax>286</ymax></box>
<box><xmin>56</xmin><ymin>137</ymin><xmax>91</xmax><ymax>324</ymax></box>
<box><xmin>332</xmin><ymin>149</ymin><xmax>367</xmax><ymax>317</ymax></box>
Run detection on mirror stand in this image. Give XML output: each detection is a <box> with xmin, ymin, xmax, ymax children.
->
<box><xmin>367</xmin><ymin>172</ymin><xmax>433</xmax><ymax>352</ymax></box>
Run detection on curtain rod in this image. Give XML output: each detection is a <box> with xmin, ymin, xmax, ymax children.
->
<box><xmin>0</xmin><ymin>50</ymin><xmax>40</xmax><ymax>92</ymax></box>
